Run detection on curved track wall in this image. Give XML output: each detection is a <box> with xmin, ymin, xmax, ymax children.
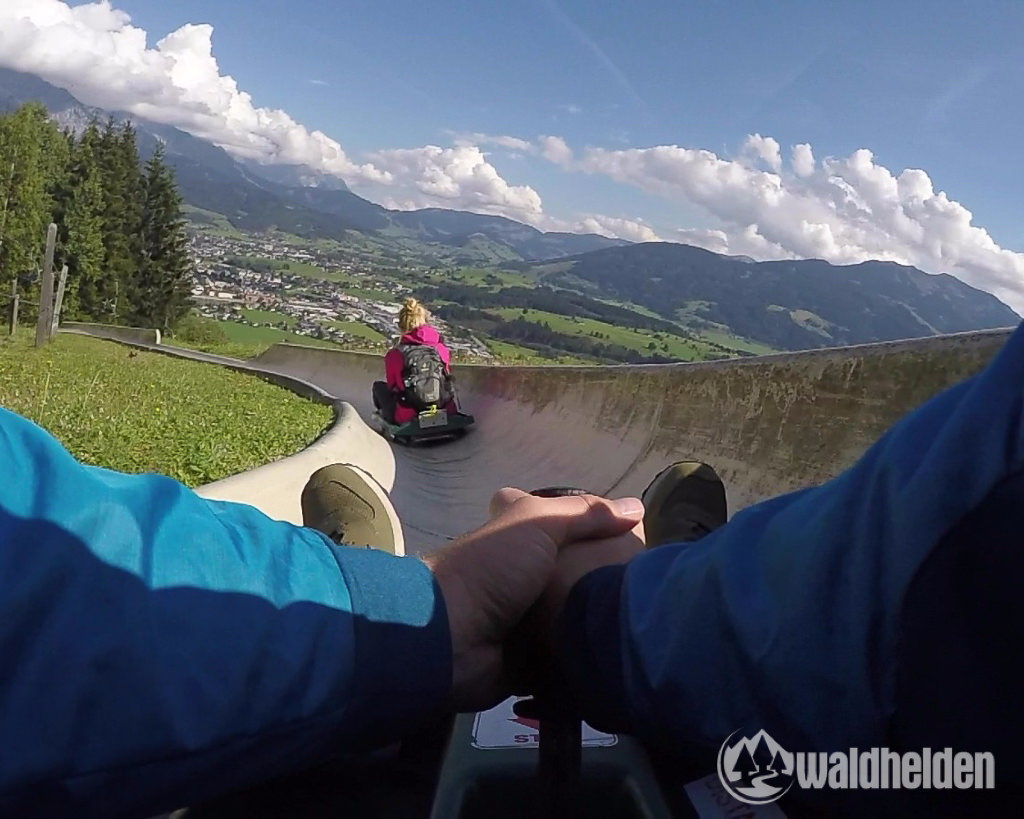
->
<box><xmin>252</xmin><ymin>328</ymin><xmax>1014</xmax><ymax>549</ymax></box>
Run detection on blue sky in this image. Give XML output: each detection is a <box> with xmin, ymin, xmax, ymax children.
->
<box><xmin>112</xmin><ymin>0</ymin><xmax>1024</xmax><ymax>243</ymax></box>
<box><xmin>4</xmin><ymin>0</ymin><xmax>1024</xmax><ymax>308</ymax></box>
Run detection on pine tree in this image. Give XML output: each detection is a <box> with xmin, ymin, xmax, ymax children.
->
<box><xmin>60</xmin><ymin>128</ymin><xmax>108</xmax><ymax>319</ymax></box>
<box><xmin>133</xmin><ymin>145</ymin><xmax>192</xmax><ymax>329</ymax></box>
<box><xmin>94</xmin><ymin>117</ymin><xmax>144</xmax><ymax>318</ymax></box>
<box><xmin>116</xmin><ymin>121</ymin><xmax>145</xmax><ymax>317</ymax></box>
<box><xmin>0</xmin><ymin>103</ymin><xmax>66</xmax><ymax>291</ymax></box>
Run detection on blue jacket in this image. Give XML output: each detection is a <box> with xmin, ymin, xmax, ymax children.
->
<box><xmin>0</xmin><ymin>408</ymin><xmax>451</xmax><ymax>817</ymax></box>
<box><xmin>560</xmin><ymin>321</ymin><xmax>1024</xmax><ymax>800</ymax></box>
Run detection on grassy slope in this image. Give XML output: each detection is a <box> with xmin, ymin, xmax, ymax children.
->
<box><xmin>217</xmin><ymin>320</ymin><xmax>340</xmax><ymax>349</ymax></box>
<box><xmin>492</xmin><ymin>308</ymin><xmax>721</xmax><ymax>361</ymax></box>
<box><xmin>241</xmin><ymin>307</ymin><xmax>298</xmax><ymax>327</ymax></box>
<box><xmin>0</xmin><ymin>331</ymin><xmax>332</xmax><ymax>487</ymax></box>
<box><xmin>482</xmin><ymin>337</ymin><xmax>590</xmax><ymax>365</ymax></box>
<box><xmin>324</xmin><ymin>320</ymin><xmax>386</xmax><ymax>342</ymax></box>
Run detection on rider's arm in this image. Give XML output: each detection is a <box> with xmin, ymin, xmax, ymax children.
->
<box><xmin>558</xmin><ymin>320</ymin><xmax>1024</xmax><ymax>758</ymax></box>
<box><xmin>0</xmin><ymin>408</ymin><xmax>451</xmax><ymax>817</ymax></box>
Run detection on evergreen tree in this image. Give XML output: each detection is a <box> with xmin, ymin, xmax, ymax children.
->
<box><xmin>133</xmin><ymin>145</ymin><xmax>192</xmax><ymax>328</ymax></box>
<box><xmin>95</xmin><ymin>118</ymin><xmax>144</xmax><ymax>317</ymax></box>
<box><xmin>60</xmin><ymin>130</ymin><xmax>108</xmax><ymax>319</ymax></box>
<box><xmin>117</xmin><ymin>121</ymin><xmax>145</xmax><ymax>315</ymax></box>
<box><xmin>0</xmin><ymin>103</ymin><xmax>66</xmax><ymax>291</ymax></box>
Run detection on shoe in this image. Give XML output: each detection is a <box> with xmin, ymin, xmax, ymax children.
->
<box><xmin>301</xmin><ymin>463</ymin><xmax>405</xmax><ymax>556</ymax></box>
<box><xmin>641</xmin><ymin>461</ymin><xmax>727</xmax><ymax>549</ymax></box>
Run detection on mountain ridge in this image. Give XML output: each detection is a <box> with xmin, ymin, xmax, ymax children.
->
<box><xmin>532</xmin><ymin>241</ymin><xmax>1019</xmax><ymax>350</ymax></box>
<box><xmin>0</xmin><ymin>67</ymin><xmax>625</xmax><ymax>263</ymax></box>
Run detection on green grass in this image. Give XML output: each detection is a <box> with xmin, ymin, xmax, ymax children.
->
<box><xmin>217</xmin><ymin>320</ymin><xmax>340</xmax><ymax>349</ymax></box>
<box><xmin>484</xmin><ymin>337</ymin><xmax>589</xmax><ymax>365</ymax></box>
<box><xmin>228</xmin><ymin>254</ymin><xmax>346</xmax><ymax>281</ymax></box>
<box><xmin>241</xmin><ymin>308</ymin><xmax>297</xmax><ymax>327</ymax></box>
<box><xmin>698</xmin><ymin>330</ymin><xmax>778</xmax><ymax>356</ymax></box>
<box><xmin>323</xmin><ymin>320</ymin><xmax>386</xmax><ymax>342</ymax></box>
<box><xmin>185</xmin><ymin>205</ymin><xmax>245</xmax><ymax>238</ymax></box>
<box><xmin>492</xmin><ymin>308</ymin><xmax>720</xmax><ymax>361</ymax></box>
<box><xmin>445</xmin><ymin>267</ymin><xmax>534</xmax><ymax>289</ymax></box>
<box><xmin>169</xmin><ymin>319</ymin><xmax>341</xmax><ymax>360</ymax></box>
<box><xmin>281</xmin><ymin>259</ymin><xmax>335</xmax><ymax>278</ymax></box>
<box><xmin>0</xmin><ymin>330</ymin><xmax>332</xmax><ymax>487</ymax></box>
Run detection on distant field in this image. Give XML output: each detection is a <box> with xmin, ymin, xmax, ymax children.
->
<box><xmin>217</xmin><ymin>320</ymin><xmax>340</xmax><ymax>349</ymax></box>
<box><xmin>229</xmin><ymin>254</ymin><xmax>332</xmax><ymax>280</ymax></box>
<box><xmin>324</xmin><ymin>319</ymin><xmax>387</xmax><ymax>342</ymax></box>
<box><xmin>171</xmin><ymin>319</ymin><xmax>341</xmax><ymax>359</ymax></box>
<box><xmin>228</xmin><ymin>251</ymin><xmax>397</xmax><ymax>299</ymax></box>
<box><xmin>185</xmin><ymin>206</ymin><xmax>245</xmax><ymax>238</ymax></box>
<box><xmin>0</xmin><ymin>331</ymin><xmax>332</xmax><ymax>487</ymax></box>
<box><xmin>435</xmin><ymin>267</ymin><xmax>534</xmax><ymax>290</ymax></box>
<box><xmin>484</xmin><ymin>338</ymin><xmax>589</xmax><ymax>365</ymax></box>
<box><xmin>241</xmin><ymin>308</ymin><xmax>298</xmax><ymax>327</ymax></box>
<box><xmin>492</xmin><ymin>308</ymin><xmax>721</xmax><ymax>361</ymax></box>
<box><xmin>698</xmin><ymin>330</ymin><xmax>777</xmax><ymax>356</ymax></box>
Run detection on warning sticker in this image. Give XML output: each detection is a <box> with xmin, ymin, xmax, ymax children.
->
<box><xmin>471</xmin><ymin>696</ymin><xmax>618</xmax><ymax>749</ymax></box>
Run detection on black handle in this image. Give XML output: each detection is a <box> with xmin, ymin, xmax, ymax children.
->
<box><xmin>526</xmin><ymin>486</ymin><xmax>589</xmax><ymax>818</ymax></box>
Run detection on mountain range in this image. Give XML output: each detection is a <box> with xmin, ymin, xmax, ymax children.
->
<box><xmin>531</xmin><ymin>242</ymin><xmax>1019</xmax><ymax>350</ymax></box>
<box><xmin>1</xmin><ymin>66</ymin><xmax>1018</xmax><ymax>352</ymax></box>
<box><xmin>0</xmin><ymin>67</ymin><xmax>625</xmax><ymax>264</ymax></box>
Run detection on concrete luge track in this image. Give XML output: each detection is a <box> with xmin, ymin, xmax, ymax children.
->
<box><xmin>249</xmin><ymin>327</ymin><xmax>1014</xmax><ymax>552</ymax></box>
<box><xmin>64</xmin><ymin>324</ymin><xmax>1017</xmax><ymax>554</ymax></box>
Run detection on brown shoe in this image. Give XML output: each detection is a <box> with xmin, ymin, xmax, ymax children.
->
<box><xmin>301</xmin><ymin>463</ymin><xmax>405</xmax><ymax>555</ymax></box>
<box><xmin>641</xmin><ymin>462</ymin><xmax>727</xmax><ymax>548</ymax></box>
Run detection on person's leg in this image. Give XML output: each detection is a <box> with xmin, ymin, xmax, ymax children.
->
<box><xmin>641</xmin><ymin>461</ymin><xmax>728</xmax><ymax>547</ymax></box>
<box><xmin>301</xmin><ymin>463</ymin><xmax>405</xmax><ymax>555</ymax></box>
<box><xmin>372</xmin><ymin>381</ymin><xmax>397</xmax><ymax>423</ymax></box>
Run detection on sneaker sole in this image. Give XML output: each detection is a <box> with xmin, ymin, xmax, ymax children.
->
<box><xmin>303</xmin><ymin>463</ymin><xmax>405</xmax><ymax>556</ymax></box>
<box><xmin>642</xmin><ymin>461</ymin><xmax>727</xmax><ymax>548</ymax></box>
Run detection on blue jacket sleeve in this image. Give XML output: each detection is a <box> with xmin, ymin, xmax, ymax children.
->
<box><xmin>559</xmin><ymin>320</ymin><xmax>1024</xmax><ymax>760</ymax></box>
<box><xmin>0</xmin><ymin>408</ymin><xmax>451</xmax><ymax>817</ymax></box>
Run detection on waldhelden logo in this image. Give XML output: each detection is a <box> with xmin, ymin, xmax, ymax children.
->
<box><xmin>717</xmin><ymin>729</ymin><xmax>995</xmax><ymax>805</ymax></box>
<box><xmin>717</xmin><ymin>729</ymin><xmax>795</xmax><ymax>804</ymax></box>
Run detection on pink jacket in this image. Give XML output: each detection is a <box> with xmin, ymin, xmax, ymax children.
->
<box><xmin>384</xmin><ymin>325</ymin><xmax>454</xmax><ymax>423</ymax></box>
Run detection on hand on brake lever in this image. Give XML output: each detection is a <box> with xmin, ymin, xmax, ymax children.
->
<box><xmin>423</xmin><ymin>490</ymin><xmax>643</xmax><ymax>712</ymax></box>
<box><xmin>490</xmin><ymin>488</ymin><xmax>646</xmax><ymax>695</ymax></box>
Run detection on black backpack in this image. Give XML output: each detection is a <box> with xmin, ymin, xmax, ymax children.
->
<box><xmin>398</xmin><ymin>343</ymin><xmax>453</xmax><ymax>411</ymax></box>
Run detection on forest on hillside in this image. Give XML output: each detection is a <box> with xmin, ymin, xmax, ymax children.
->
<box><xmin>0</xmin><ymin>103</ymin><xmax>192</xmax><ymax>329</ymax></box>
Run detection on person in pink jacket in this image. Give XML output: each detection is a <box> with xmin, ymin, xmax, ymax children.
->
<box><xmin>373</xmin><ymin>298</ymin><xmax>457</xmax><ymax>424</ymax></box>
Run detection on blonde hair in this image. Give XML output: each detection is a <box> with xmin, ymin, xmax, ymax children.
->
<box><xmin>398</xmin><ymin>298</ymin><xmax>429</xmax><ymax>334</ymax></box>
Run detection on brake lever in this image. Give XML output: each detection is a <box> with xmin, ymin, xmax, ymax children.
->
<box><xmin>525</xmin><ymin>486</ymin><xmax>591</xmax><ymax>818</ymax></box>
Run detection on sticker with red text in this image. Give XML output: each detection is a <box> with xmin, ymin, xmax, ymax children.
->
<box><xmin>471</xmin><ymin>696</ymin><xmax>618</xmax><ymax>749</ymax></box>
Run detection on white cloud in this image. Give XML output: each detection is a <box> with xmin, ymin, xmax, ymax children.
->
<box><xmin>674</xmin><ymin>226</ymin><xmax>794</xmax><ymax>260</ymax></box>
<box><xmin>742</xmin><ymin>133</ymin><xmax>782</xmax><ymax>171</ymax></box>
<box><xmin>0</xmin><ymin>0</ymin><xmax>388</xmax><ymax>184</ymax></box>
<box><xmin>365</xmin><ymin>144</ymin><xmax>545</xmax><ymax>225</ymax></box>
<box><xmin>539</xmin><ymin>135</ymin><xmax>573</xmax><ymax>166</ymax></box>
<box><xmin>565</xmin><ymin>137</ymin><xmax>1024</xmax><ymax>313</ymax></box>
<box><xmin>574</xmin><ymin>215</ymin><xmax>661</xmax><ymax>242</ymax></box>
<box><xmin>791</xmin><ymin>143</ymin><xmax>815</xmax><ymax>177</ymax></box>
<box><xmin>452</xmin><ymin>132</ymin><xmax>533</xmax><ymax>152</ymax></box>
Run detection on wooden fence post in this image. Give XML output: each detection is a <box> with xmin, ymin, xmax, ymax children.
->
<box><xmin>34</xmin><ymin>223</ymin><xmax>57</xmax><ymax>349</ymax></box>
<box><xmin>50</xmin><ymin>264</ymin><xmax>68</xmax><ymax>339</ymax></box>
<box><xmin>7</xmin><ymin>280</ymin><xmax>16</xmax><ymax>336</ymax></box>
